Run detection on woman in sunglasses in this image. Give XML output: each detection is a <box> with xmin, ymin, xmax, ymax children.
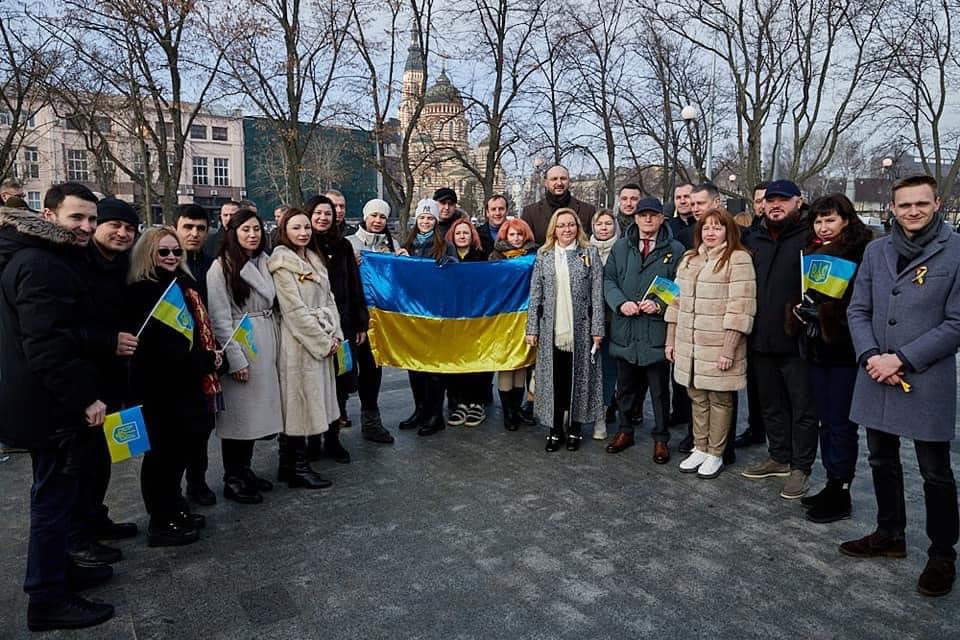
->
<box><xmin>126</xmin><ymin>227</ymin><xmax>223</xmax><ymax>548</ymax></box>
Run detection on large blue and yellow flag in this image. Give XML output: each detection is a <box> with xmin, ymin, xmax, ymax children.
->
<box><xmin>802</xmin><ymin>254</ymin><xmax>857</xmax><ymax>299</ymax></box>
<box><xmin>145</xmin><ymin>281</ymin><xmax>194</xmax><ymax>348</ymax></box>
<box><xmin>359</xmin><ymin>253</ymin><xmax>536</xmax><ymax>373</ymax></box>
<box><xmin>229</xmin><ymin>313</ymin><xmax>259</xmax><ymax>362</ymax></box>
<box><xmin>103</xmin><ymin>405</ymin><xmax>151</xmax><ymax>463</ymax></box>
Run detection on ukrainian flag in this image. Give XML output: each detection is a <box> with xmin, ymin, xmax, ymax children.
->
<box><xmin>645</xmin><ymin>275</ymin><xmax>681</xmax><ymax>306</ymax></box>
<box><xmin>336</xmin><ymin>341</ymin><xmax>353</xmax><ymax>375</ymax></box>
<box><xmin>103</xmin><ymin>405</ymin><xmax>151</xmax><ymax>463</ymax></box>
<box><xmin>150</xmin><ymin>281</ymin><xmax>194</xmax><ymax>348</ymax></box>
<box><xmin>359</xmin><ymin>253</ymin><xmax>536</xmax><ymax>373</ymax></box>
<box><xmin>803</xmin><ymin>254</ymin><xmax>857</xmax><ymax>299</ymax></box>
<box><xmin>230</xmin><ymin>313</ymin><xmax>259</xmax><ymax>362</ymax></box>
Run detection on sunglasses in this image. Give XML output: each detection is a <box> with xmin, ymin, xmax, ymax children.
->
<box><xmin>157</xmin><ymin>247</ymin><xmax>183</xmax><ymax>257</ymax></box>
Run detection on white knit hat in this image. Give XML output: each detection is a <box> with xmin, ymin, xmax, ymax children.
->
<box><xmin>362</xmin><ymin>198</ymin><xmax>391</xmax><ymax>219</ymax></box>
<box><xmin>414</xmin><ymin>198</ymin><xmax>440</xmax><ymax>222</ymax></box>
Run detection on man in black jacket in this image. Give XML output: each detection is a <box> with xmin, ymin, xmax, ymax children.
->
<box><xmin>740</xmin><ymin>179</ymin><xmax>818</xmax><ymax>500</ymax></box>
<box><xmin>0</xmin><ymin>183</ymin><xmax>115</xmax><ymax>631</ymax></box>
<box><xmin>521</xmin><ymin>165</ymin><xmax>596</xmax><ymax>244</ymax></box>
<box><xmin>476</xmin><ymin>193</ymin><xmax>509</xmax><ymax>257</ymax></box>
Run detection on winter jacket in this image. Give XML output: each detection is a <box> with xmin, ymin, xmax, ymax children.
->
<box><xmin>603</xmin><ymin>222</ymin><xmax>684</xmax><ymax>366</ymax></box>
<box><xmin>314</xmin><ymin>233</ymin><xmax>369</xmax><ymax>338</ymax></box>
<box><xmin>521</xmin><ymin>193</ymin><xmax>596</xmax><ymax>245</ymax></box>
<box><xmin>667</xmin><ymin>214</ymin><xmax>696</xmax><ymax>250</ymax></box>
<box><xmin>476</xmin><ymin>222</ymin><xmax>502</xmax><ymax>257</ymax></box>
<box><xmin>347</xmin><ymin>224</ymin><xmax>397</xmax><ymax>255</ymax></box>
<box><xmin>665</xmin><ymin>244</ymin><xmax>756</xmax><ymax>391</ymax></box>
<box><xmin>86</xmin><ymin>243</ymin><xmax>132</xmax><ymax>411</ymax></box>
<box><xmin>185</xmin><ymin>249</ymin><xmax>214</xmax><ymax>303</ymax></box>
<box><xmin>488</xmin><ymin>239</ymin><xmax>538</xmax><ymax>261</ymax></box>
<box><xmin>0</xmin><ymin>209</ymin><xmax>99</xmax><ymax>448</ymax></box>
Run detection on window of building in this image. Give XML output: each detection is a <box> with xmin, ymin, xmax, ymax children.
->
<box><xmin>213</xmin><ymin>157</ymin><xmax>229</xmax><ymax>187</ymax></box>
<box><xmin>67</xmin><ymin>149</ymin><xmax>89</xmax><ymax>181</ymax></box>
<box><xmin>192</xmin><ymin>156</ymin><xmax>208</xmax><ymax>185</ymax></box>
<box><xmin>156</xmin><ymin>121</ymin><xmax>174</xmax><ymax>137</ymax></box>
<box><xmin>211</xmin><ymin>126</ymin><xmax>228</xmax><ymax>141</ymax></box>
<box><xmin>0</xmin><ymin>112</ymin><xmax>35</xmax><ymax>127</ymax></box>
<box><xmin>26</xmin><ymin>192</ymin><xmax>41</xmax><ymax>210</ymax></box>
<box><xmin>22</xmin><ymin>146</ymin><xmax>39</xmax><ymax>180</ymax></box>
<box><xmin>189</xmin><ymin>124</ymin><xmax>207</xmax><ymax>140</ymax></box>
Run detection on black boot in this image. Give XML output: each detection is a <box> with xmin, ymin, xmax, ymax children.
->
<box><xmin>27</xmin><ymin>595</ymin><xmax>115</xmax><ymax>632</ymax></box>
<box><xmin>805</xmin><ymin>480</ymin><xmax>852</xmax><ymax>523</ymax></box>
<box><xmin>519</xmin><ymin>398</ymin><xmax>536</xmax><ymax>426</ymax></box>
<box><xmin>324</xmin><ymin>423</ymin><xmax>351</xmax><ymax>463</ymax></box>
<box><xmin>277</xmin><ymin>434</ymin><xmax>293</xmax><ymax>482</ymax></box>
<box><xmin>223</xmin><ymin>473</ymin><xmax>263</xmax><ymax>504</ymax></box>
<box><xmin>417</xmin><ymin>378</ymin><xmax>446</xmax><ymax>436</ymax></box>
<box><xmin>399</xmin><ymin>372</ymin><xmax>426</xmax><ymax>429</ymax></box>
<box><xmin>287</xmin><ymin>437</ymin><xmax>332</xmax><ymax>489</ymax></box>
<box><xmin>306</xmin><ymin>434</ymin><xmax>324</xmax><ymax>461</ymax></box>
<box><xmin>361</xmin><ymin>409</ymin><xmax>395</xmax><ymax>444</ymax></box>
<box><xmin>243</xmin><ymin>467</ymin><xmax>274</xmax><ymax>492</ymax></box>
<box><xmin>499</xmin><ymin>389</ymin><xmax>517</xmax><ymax>431</ymax></box>
<box><xmin>566</xmin><ymin>421</ymin><xmax>583</xmax><ymax>451</ymax></box>
<box><xmin>146</xmin><ymin>517</ymin><xmax>200</xmax><ymax>547</ymax></box>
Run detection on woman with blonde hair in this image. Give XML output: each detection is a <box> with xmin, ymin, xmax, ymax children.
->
<box><xmin>525</xmin><ymin>208</ymin><xmax>605</xmax><ymax>452</ymax></box>
<box><xmin>126</xmin><ymin>227</ymin><xmax>222</xmax><ymax>546</ymax></box>
<box><xmin>665</xmin><ymin>209</ymin><xmax>756</xmax><ymax>479</ymax></box>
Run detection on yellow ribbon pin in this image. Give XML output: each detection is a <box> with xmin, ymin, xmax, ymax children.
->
<box><xmin>913</xmin><ymin>266</ymin><xmax>928</xmax><ymax>285</ymax></box>
<box><xmin>900</xmin><ymin>380</ymin><xmax>912</xmax><ymax>393</ymax></box>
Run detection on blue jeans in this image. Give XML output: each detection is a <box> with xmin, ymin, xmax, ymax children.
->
<box><xmin>809</xmin><ymin>364</ymin><xmax>859</xmax><ymax>481</ymax></box>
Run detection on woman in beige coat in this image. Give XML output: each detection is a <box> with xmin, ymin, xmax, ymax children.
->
<box><xmin>267</xmin><ymin>208</ymin><xmax>343</xmax><ymax>489</ymax></box>
<box><xmin>665</xmin><ymin>209</ymin><xmax>756</xmax><ymax>479</ymax></box>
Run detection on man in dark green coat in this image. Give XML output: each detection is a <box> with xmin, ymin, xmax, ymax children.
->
<box><xmin>603</xmin><ymin>197</ymin><xmax>684</xmax><ymax>463</ymax></box>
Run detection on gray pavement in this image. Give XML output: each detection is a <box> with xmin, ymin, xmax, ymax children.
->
<box><xmin>1</xmin><ymin>367</ymin><xmax>957</xmax><ymax>639</ymax></box>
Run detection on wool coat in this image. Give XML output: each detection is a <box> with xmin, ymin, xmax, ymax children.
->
<box><xmin>268</xmin><ymin>246</ymin><xmax>342</xmax><ymax>436</ymax></box>
<box><xmin>526</xmin><ymin>244</ymin><xmax>604</xmax><ymax>426</ymax></box>
<box><xmin>603</xmin><ymin>222</ymin><xmax>684</xmax><ymax>366</ymax></box>
<box><xmin>847</xmin><ymin>222</ymin><xmax>960</xmax><ymax>442</ymax></box>
<box><xmin>665</xmin><ymin>244</ymin><xmax>756</xmax><ymax>391</ymax></box>
<box><xmin>206</xmin><ymin>253</ymin><xmax>283</xmax><ymax>440</ymax></box>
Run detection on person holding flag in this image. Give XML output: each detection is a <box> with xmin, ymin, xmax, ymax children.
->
<box><xmin>787</xmin><ymin>194</ymin><xmax>873</xmax><ymax>522</ymax></box>
<box><xmin>126</xmin><ymin>227</ymin><xmax>223</xmax><ymax>547</ymax></box>
<box><xmin>665</xmin><ymin>209</ymin><xmax>756</xmax><ymax>479</ymax></box>
<box><xmin>206</xmin><ymin>209</ymin><xmax>283</xmax><ymax>505</ymax></box>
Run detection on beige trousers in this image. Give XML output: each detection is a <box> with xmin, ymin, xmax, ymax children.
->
<box><xmin>686</xmin><ymin>386</ymin><xmax>734</xmax><ymax>457</ymax></box>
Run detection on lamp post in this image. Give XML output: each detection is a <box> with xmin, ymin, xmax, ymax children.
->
<box><xmin>881</xmin><ymin>156</ymin><xmax>897</xmax><ymax>220</ymax></box>
<box><xmin>680</xmin><ymin>105</ymin><xmax>698</xmax><ymax>182</ymax></box>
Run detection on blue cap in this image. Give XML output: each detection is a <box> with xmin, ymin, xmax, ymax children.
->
<box><xmin>635</xmin><ymin>196</ymin><xmax>664</xmax><ymax>215</ymax></box>
<box><xmin>764</xmin><ymin>179</ymin><xmax>802</xmax><ymax>199</ymax></box>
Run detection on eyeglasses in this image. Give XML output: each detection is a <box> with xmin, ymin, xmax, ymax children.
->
<box><xmin>555</xmin><ymin>223</ymin><xmax>578</xmax><ymax>230</ymax></box>
<box><xmin>157</xmin><ymin>247</ymin><xmax>183</xmax><ymax>257</ymax></box>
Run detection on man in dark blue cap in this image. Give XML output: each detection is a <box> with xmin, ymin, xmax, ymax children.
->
<box><xmin>741</xmin><ymin>179</ymin><xmax>818</xmax><ymax>500</ymax></box>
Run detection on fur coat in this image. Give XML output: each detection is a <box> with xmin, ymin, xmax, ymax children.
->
<box><xmin>206</xmin><ymin>253</ymin><xmax>283</xmax><ymax>440</ymax></box>
<box><xmin>268</xmin><ymin>246</ymin><xmax>343</xmax><ymax>436</ymax></box>
<box><xmin>665</xmin><ymin>245</ymin><xmax>756</xmax><ymax>391</ymax></box>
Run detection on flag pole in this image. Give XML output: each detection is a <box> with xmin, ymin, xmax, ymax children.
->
<box><xmin>800</xmin><ymin>250</ymin><xmax>804</xmax><ymax>296</ymax></box>
<box><xmin>221</xmin><ymin>313</ymin><xmax>249</xmax><ymax>352</ymax></box>
<box><xmin>135</xmin><ymin>279</ymin><xmax>177</xmax><ymax>338</ymax></box>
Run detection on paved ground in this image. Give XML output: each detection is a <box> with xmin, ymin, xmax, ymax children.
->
<box><xmin>1</xmin><ymin>367</ymin><xmax>957</xmax><ymax>639</ymax></box>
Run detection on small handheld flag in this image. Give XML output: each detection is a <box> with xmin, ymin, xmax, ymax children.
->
<box><xmin>336</xmin><ymin>341</ymin><xmax>353</xmax><ymax>376</ymax></box>
<box><xmin>136</xmin><ymin>280</ymin><xmax>194</xmax><ymax>348</ymax></box>
<box><xmin>644</xmin><ymin>275</ymin><xmax>681</xmax><ymax>306</ymax></box>
<box><xmin>802</xmin><ymin>254</ymin><xmax>857</xmax><ymax>299</ymax></box>
<box><xmin>103</xmin><ymin>405</ymin><xmax>151</xmax><ymax>463</ymax></box>
<box><xmin>227</xmin><ymin>313</ymin><xmax>259</xmax><ymax>362</ymax></box>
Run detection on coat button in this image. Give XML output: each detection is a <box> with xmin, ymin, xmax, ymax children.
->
<box><xmin>888</xmin><ymin>319</ymin><xmax>897</xmax><ymax>326</ymax></box>
<box><xmin>892</xmin><ymin>288</ymin><xmax>900</xmax><ymax>295</ymax></box>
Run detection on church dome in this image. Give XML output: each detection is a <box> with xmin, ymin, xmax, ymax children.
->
<box><xmin>424</xmin><ymin>70</ymin><xmax>462</xmax><ymax>105</ymax></box>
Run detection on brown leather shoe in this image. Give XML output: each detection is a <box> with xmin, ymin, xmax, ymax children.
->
<box><xmin>605</xmin><ymin>432</ymin><xmax>634</xmax><ymax>454</ymax></box>
<box><xmin>653</xmin><ymin>442</ymin><xmax>670</xmax><ymax>464</ymax></box>
<box><xmin>918</xmin><ymin>559</ymin><xmax>955</xmax><ymax>597</ymax></box>
<box><xmin>838</xmin><ymin>531</ymin><xmax>907</xmax><ymax>558</ymax></box>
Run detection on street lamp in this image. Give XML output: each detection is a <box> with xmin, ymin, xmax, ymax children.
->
<box><xmin>679</xmin><ymin>105</ymin><xmax>698</xmax><ymax>183</ymax></box>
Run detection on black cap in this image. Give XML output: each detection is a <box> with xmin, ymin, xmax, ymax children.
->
<box><xmin>432</xmin><ymin>187</ymin><xmax>457</xmax><ymax>204</ymax></box>
<box><xmin>635</xmin><ymin>196</ymin><xmax>664</xmax><ymax>215</ymax></box>
<box><xmin>97</xmin><ymin>198</ymin><xmax>140</xmax><ymax>227</ymax></box>
<box><xmin>764</xmin><ymin>179</ymin><xmax>801</xmax><ymax>199</ymax></box>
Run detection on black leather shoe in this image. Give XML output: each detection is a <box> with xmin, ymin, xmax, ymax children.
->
<box><xmin>417</xmin><ymin>416</ymin><xmax>446</xmax><ymax>436</ymax></box>
<box><xmin>147</xmin><ymin>519</ymin><xmax>200</xmax><ymax>547</ymax></box>
<box><xmin>565</xmin><ymin>434</ymin><xmax>583</xmax><ymax>451</ymax></box>
<box><xmin>545</xmin><ymin>432</ymin><xmax>562</xmax><ymax>452</ymax></box>
<box><xmin>95</xmin><ymin>519</ymin><xmax>138</xmax><ymax>541</ymax></box>
<box><xmin>69</xmin><ymin>542</ymin><xmax>122</xmax><ymax>568</ymax></box>
<box><xmin>27</xmin><ymin>595</ymin><xmax>114</xmax><ymax>632</ymax></box>
<box><xmin>677</xmin><ymin>434</ymin><xmax>694</xmax><ymax>454</ymax></box>
<box><xmin>176</xmin><ymin>511</ymin><xmax>206</xmax><ymax>530</ymax></box>
<box><xmin>362</xmin><ymin>425</ymin><xmax>396</xmax><ymax>444</ymax></box>
<box><xmin>243</xmin><ymin>468</ymin><xmax>274</xmax><ymax>492</ymax></box>
<box><xmin>186</xmin><ymin>482</ymin><xmax>217</xmax><ymax>506</ymax></box>
<box><xmin>918</xmin><ymin>559</ymin><xmax>956</xmax><ymax>597</ymax></box>
<box><xmin>223</xmin><ymin>476</ymin><xmax>264</xmax><ymax>504</ymax></box>
<box><xmin>66</xmin><ymin>563</ymin><xmax>113</xmax><ymax>592</ymax></box>
<box><xmin>399</xmin><ymin>407</ymin><xmax>424</xmax><ymax>430</ymax></box>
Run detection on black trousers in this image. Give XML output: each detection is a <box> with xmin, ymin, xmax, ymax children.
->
<box><xmin>752</xmin><ymin>353</ymin><xmax>818</xmax><ymax>472</ymax></box>
<box><xmin>616</xmin><ymin>358</ymin><xmax>670</xmax><ymax>442</ymax></box>
<box><xmin>355</xmin><ymin>338</ymin><xmax>382</xmax><ymax>412</ymax></box>
<box><xmin>221</xmin><ymin>438</ymin><xmax>256</xmax><ymax>478</ymax></box>
<box><xmin>67</xmin><ymin>431</ymin><xmax>111</xmax><ymax>552</ymax></box>
<box><xmin>408</xmin><ymin>370</ymin><xmax>445</xmax><ymax>418</ymax></box>
<box><xmin>185</xmin><ymin>414</ymin><xmax>215</xmax><ymax>488</ymax></box>
<box><xmin>867</xmin><ymin>428</ymin><xmax>958</xmax><ymax>561</ymax></box>
<box><xmin>745</xmin><ymin>358</ymin><xmax>766</xmax><ymax>435</ymax></box>
<box><xmin>25</xmin><ymin>446</ymin><xmax>85</xmax><ymax>604</ymax></box>
<box><xmin>552</xmin><ymin>347</ymin><xmax>573</xmax><ymax>427</ymax></box>
<box><xmin>448</xmin><ymin>372</ymin><xmax>489</xmax><ymax>407</ymax></box>
<box><xmin>141</xmin><ymin>415</ymin><xmax>201</xmax><ymax>524</ymax></box>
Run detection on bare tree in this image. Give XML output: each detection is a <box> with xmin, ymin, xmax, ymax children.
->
<box><xmin>524</xmin><ymin>8</ymin><xmax>577</xmax><ymax>168</ymax></box>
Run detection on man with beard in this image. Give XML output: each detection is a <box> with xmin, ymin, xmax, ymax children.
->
<box><xmin>740</xmin><ymin>179</ymin><xmax>818</xmax><ymax>500</ymax></box>
<box><xmin>522</xmin><ymin>165</ymin><xmax>596</xmax><ymax>245</ymax></box>
<box><xmin>477</xmin><ymin>193</ymin><xmax>509</xmax><ymax>257</ymax></box>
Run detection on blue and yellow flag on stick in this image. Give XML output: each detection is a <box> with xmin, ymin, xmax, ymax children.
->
<box><xmin>335</xmin><ymin>341</ymin><xmax>353</xmax><ymax>376</ymax></box>
<box><xmin>359</xmin><ymin>253</ymin><xmax>536</xmax><ymax>373</ymax></box>
<box><xmin>229</xmin><ymin>313</ymin><xmax>259</xmax><ymax>362</ymax></box>
<box><xmin>802</xmin><ymin>254</ymin><xmax>856</xmax><ymax>299</ymax></box>
<box><xmin>103</xmin><ymin>405</ymin><xmax>151</xmax><ymax>463</ymax></box>
<box><xmin>136</xmin><ymin>280</ymin><xmax>194</xmax><ymax>348</ymax></box>
<box><xmin>644</xmin><ymin>275</ymin><xmax>681</xmax><ymax>306</ymax></box>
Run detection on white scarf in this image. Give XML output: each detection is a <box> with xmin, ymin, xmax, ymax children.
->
<box><xmin>590</xmin><ymin>234</ymin><xmax>618</xmax><ymax>265</ymax></box>
<box><xmin>553</xmin><ymin>244</ymin><xmax>575</xmax><ymax>352</ymax></box>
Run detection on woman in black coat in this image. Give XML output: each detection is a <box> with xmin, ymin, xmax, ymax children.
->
<box><xmin>126</xmin><ymin>227</ymin><xmax>222</xmax><ymax>547</ymax></box>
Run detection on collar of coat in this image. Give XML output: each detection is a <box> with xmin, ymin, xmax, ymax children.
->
<box><xmin>0</xmin><ymin>207</ymin><xmax>76</xmax><ymax>247</ymax></box>
<box><xmin>266</xmin><ymin>245</ymin><xmax>326</xmax><ymax>281</ymax></box>
<box><xmin>624</xmin><ymin>219</ymin><xmax>675</xmax><ymax>252</ymax></box>
<box><xmin>238</xmin><ymin>254</ymin><xmax>276</xmax><ymax>300</ymax></box>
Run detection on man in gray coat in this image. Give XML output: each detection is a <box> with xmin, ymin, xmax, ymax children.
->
<box><xmin>841</xmin><ymin>175</ymin><xmax>960</xmax><ymax>598</ymax></box>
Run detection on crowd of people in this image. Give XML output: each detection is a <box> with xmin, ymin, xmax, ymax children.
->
<box><xmin>0</xmin><ymin>166</ymin><xmax>958</xmax><ymax>632</ymax></box>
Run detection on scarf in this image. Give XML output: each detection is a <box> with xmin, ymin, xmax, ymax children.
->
<box><xmin>891</xmin><ymin>211</ymin><xmax>944</xmax><ymax>263</ymax></box>
<box><xmin>545</xmin><ymin>189</ymin><xmax>572</xmax><ymax>211</ymax></box>
<box><xmin>183</xmin><ymin>286</ymin><xmax>224</xmax><ymax>414</ymax></box>
<box><xmin>414</xmin><ymin>229</ymin><xmax>435</xmax><ymax>250</ymax></box>
<box><xmin>590</xmin><ymin>234</ymin><xmax>618</xmax><ymax>265</ymax></box>
<box><xmin>553</xmin><ymin>245</ymin><xmax>575</xmax><ymax>352</ymax></box>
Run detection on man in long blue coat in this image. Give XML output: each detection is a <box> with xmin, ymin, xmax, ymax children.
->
<box><xmin>842</xmin><ymin>175</ymin><xmax>960</xmax><ymax>598</ymax></box>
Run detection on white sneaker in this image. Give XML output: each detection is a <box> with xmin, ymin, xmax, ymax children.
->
<box><xmin>592</xmin><ymin>425</ymin><xmax>608</xmax><ymax>440</ymax></box>
<box><xmin>679</xmin><ymin>449</ymin><xmax>709</xmax><ymax>473</ymax></box>
<box><xmin>463</xmin><ymin>404</ymin><xmax>486</xmax><ymax>427</ymax></box>
<box><xmin>448</xmin><ymin>405</ymin><xmax>468</xmax><ymax>426</ymax></box>
<box><xmin>697</xmin><ymin>454</ymin><xmax>724</xmax><ymax>479</ymax></box>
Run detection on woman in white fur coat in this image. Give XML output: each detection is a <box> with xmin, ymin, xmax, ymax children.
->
<box><xmin>267</xmin><ymin>208</ymin><xmax>343</xmax><ymax>490</ymax></box>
